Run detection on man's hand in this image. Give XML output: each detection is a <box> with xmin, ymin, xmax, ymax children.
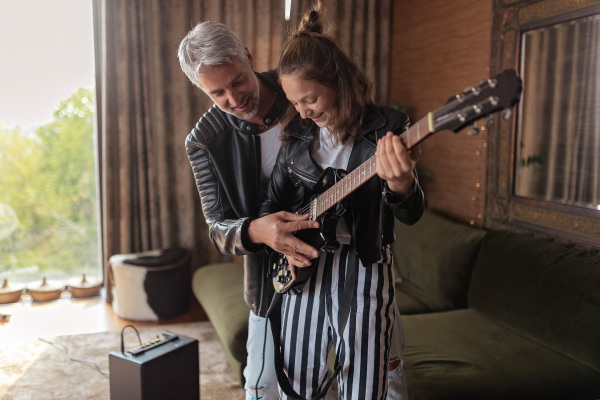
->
<box><xmin>248</xmin><ymin>211</ymin><xmax>320</xmax><ymax>267</ymax></box>
<box><xmin>376</xmin><ymin>131</ymin><xmax>418</xmax><ymax>197</ymax></box>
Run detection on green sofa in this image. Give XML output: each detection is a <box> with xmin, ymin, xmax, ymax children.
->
<box><xmin>192</xmin><ymin>211</ymin><xmax>600</xmax><ymax>399</ymax></box>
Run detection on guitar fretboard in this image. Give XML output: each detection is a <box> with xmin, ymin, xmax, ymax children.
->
<box><xmin>313</xmin><ymin>114</ymin><xmax>433</xmax><ymax>218</ymax></box>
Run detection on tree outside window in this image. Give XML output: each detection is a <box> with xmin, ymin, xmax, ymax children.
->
<box><xmin>0</xmin><ymin>0</ymin><xmax>100</xmax><ymax>295</ymax></box>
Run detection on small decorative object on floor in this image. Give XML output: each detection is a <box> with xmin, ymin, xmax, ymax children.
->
<box><xmin>27</xmin><ymin>277</ymin><xmax>64</xmax><ymax>302</ymax></box>
<box><xmin>0</xmin><ymin>279</ymin><xmax>24</xmax><ymax>304</ymax></box>
<box><xmin>68</xmin><ymin>274</ymin><xmax>102</xmax><ymax>298</ymax></box>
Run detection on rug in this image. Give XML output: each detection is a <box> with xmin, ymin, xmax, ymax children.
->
<box><xmin>0</xmin><ymin>321</ymin><xmax>244</xmax><ymax>400</ymax></box>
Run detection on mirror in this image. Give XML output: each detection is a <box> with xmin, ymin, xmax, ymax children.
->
<box><xmin>516</xmin><ymin>10</ymin><xmax>600</xmax><ymax>209</ymax></box>
<box><xmin>487</xmin><ymin>0</ymin><xmax>600</xmax><ymax>249</ymax></box>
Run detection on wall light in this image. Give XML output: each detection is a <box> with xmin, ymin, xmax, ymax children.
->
<box><xmin>285</xmin><ymin>0</ymin><xmax>291</xmax><ymax>21</ymax></box>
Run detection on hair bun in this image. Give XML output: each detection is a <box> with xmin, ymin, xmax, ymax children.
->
<box><xmin>297</xmin><ymin>1</ymin><xmax>325</xmax><ymax>35</ymax></box>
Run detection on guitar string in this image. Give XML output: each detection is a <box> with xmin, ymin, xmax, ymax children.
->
<box><xmin>293</xmin><ymin>160</ymin><xmax>372</xmax><ymax>219</ymax></box>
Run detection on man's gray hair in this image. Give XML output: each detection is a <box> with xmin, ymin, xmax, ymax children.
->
<box><xmin>178</xmin><ymin>21</ymin><xmax>249</xmax><ymax>89</ymax></box>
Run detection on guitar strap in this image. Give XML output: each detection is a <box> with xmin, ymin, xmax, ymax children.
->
<box><xmin>267</xmin><ymin>217</ymin><xmax>358</xmax><ymax>400</ymax></box>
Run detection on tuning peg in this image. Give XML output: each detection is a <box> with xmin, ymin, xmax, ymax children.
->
<box><xmin>464</xmin><ymin>87</ymin><xmax>481</xmax><ymax>96</ymax></box>
<box><xmin>485</xmin><ymin>115</ymin><xmax>494</xmax><ymax>128</ymax></box>
<box><xmin>467</xmin><ymin>123</ymin><xmax>479</xmax><ymax>136</ymax></box>
<box><xmin>502</xmin><ymin>108</ymin><xmax>512</xmax><ymax>120</ymax></box>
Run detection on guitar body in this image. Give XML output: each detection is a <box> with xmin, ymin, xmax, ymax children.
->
<box><xmin>272</xmin><ymin>167</ymin><xmax>347</xmax><ymax>293</ymax></box>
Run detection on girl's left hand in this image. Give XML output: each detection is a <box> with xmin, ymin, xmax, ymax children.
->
<box><xmin>376</xmin><ymin>131</ymin><xmax>419</xmax><ymax>197</ymax></box>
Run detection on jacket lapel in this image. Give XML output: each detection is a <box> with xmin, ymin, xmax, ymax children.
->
<box><xmin>346</xmin><ymin>107</ymin><xmax>386</xmax><ymax>172</ymax></box>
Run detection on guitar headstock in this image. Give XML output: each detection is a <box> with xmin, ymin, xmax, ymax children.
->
<box><xmin>432</xmin><ymin>69</ymin><xmax>523</xmax><ymax>133</ymax></box>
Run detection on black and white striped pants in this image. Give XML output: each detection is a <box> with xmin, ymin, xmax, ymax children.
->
<box><xmin>280</xmin><ymin>244</ymin><xmax>396</xmax><ymax>400</ymax></box>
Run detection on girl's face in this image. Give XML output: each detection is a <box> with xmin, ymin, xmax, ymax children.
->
<box><xmin>280</xmin><ymin>74</ymin><xmax>337</xmax><ymax>130</ymax></box>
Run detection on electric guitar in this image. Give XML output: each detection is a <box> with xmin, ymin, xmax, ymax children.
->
<box><xmin>272</xmin><ymin>69</ymin><xmax>523</xmax><ymax>293</ymax></box>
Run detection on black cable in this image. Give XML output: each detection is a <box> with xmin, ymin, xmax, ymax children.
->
<box><xmin>120</xmin><ymin>324</ymin><xmax>142</xmax><ymax>353</ymax></box>
<box><xmin>37</xmin><ymin>324</ymin><xmax>143</xmax><ymax>378</ymax></box>
<box><xmin>38</xmin><ymin>337</ymin><xmax>110</xmax><ymax>377</ymax></box>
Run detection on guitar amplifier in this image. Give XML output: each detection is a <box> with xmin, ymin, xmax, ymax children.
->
<box><xmin>109</xmin><ymin>331</ymin><xmax>199</xmax><ymax>400</ymax></box>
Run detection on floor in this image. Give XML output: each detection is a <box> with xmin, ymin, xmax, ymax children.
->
<box><xmin>0</xmin><ymin>291</ymin><xmax>207</xmax><ymax>341</ymax></box>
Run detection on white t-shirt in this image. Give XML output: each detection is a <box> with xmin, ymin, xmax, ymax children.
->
<box><xmin>258</xmin><ymin>123</ymin><xmax>283</xmax><ymax>201</ymax></box>
<box><xmin>312</xmin><ymin>126</ymin><xmax>354</xmax><ymax>171</ymax></box>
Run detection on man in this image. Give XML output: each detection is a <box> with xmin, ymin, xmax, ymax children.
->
<box><xmin>178</xmin><ymin>21</ymin><xmax>409</xmax><ymax>400</ymax></box>
<box><xmin>178</xmin><ymin>21</ymin><xmax>318</xmax><ymax>400</ymax></box>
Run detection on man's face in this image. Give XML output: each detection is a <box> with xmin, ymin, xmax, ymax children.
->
<box><xmin>199</xmin><ymin>57</ymin><xmax>260</xmax><ymax>120</ymax></box>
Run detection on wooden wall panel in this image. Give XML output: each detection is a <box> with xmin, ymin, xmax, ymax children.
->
<box><xmin>390</xmin><ymin>0</ymin><xmax>493</xmax><ymax>226</ymax></box>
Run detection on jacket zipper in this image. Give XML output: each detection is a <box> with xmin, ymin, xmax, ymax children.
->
<box><xmin>288</xmin><ymin>163</ymin><xmax>318</xmax><ymax>186</ymax></box>
<box><xmin>252</xmin><ymin>135</ymin><xmax>260</xmax><ymax>194</ymax></box>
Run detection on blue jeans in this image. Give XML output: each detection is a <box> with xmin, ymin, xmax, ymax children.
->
<box><xmin>244</xmin><ymin>311</ymin><xmax>277</xmax><ymax>400</ymax></box>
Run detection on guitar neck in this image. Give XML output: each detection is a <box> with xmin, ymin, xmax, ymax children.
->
<box><xmin>313</xmin><ymin>113</ymin><xmax>434</xmax><ymax>218</ymax></box>
<box><xmin>402</xmin><ymin>113</ymin><xmax>435</xmax><ymax>151</ymax></box>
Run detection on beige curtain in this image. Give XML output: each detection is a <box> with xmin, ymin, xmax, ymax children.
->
<box><xmin>288</xmin><ymin>0</ymin><xmax>392</xmax><ymax>105</ymax></box>
<box><xmin>94</xmin><ymin>0</ymin><xmax>391</xmax><ymax>302</ymax></box>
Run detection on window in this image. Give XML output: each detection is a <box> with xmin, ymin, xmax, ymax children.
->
<box><xmin>0</xmin><ymin>0</ymin><xmax>100</xmax><ymax>296</ymax></box>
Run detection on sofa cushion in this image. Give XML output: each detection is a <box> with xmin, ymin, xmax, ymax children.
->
<box><xmin>392</xmin><ymin>210</ymin><xmax>486</xmax><ymax>311</ymax></box>
<box><xmin>394</xmin><ymin>281</ymin><xmax>432</xmax><ymax>314</ymax></box>
<box><xmin>403</xmin><ymin>309</ymin><xmax>600</xmax><ymax>400</ymax></box>
<box><xmin>192</xmin><ymin>262</ymin><xmax>248</xmax><ymax>384</ymax></box>
<box><xmin>468</xmin><ymin>230</ymin><xmax>600</xmax><ymax>372</ymax></box>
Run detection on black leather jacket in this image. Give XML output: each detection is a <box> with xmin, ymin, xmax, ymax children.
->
<box><xmin>185</xmin><ymin>70</ymin><xmax>286</xmax><ymax>317</ymax></box>
<box><xmin>260</xmin><ymin>106</ymin><xmax>425</xmax><ymax>266</ymax></box>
